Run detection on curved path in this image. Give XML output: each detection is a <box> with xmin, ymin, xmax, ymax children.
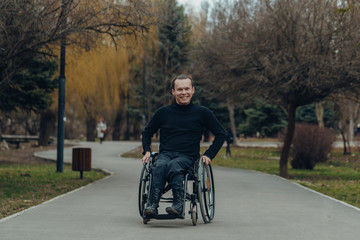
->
<box><xmin>1</xmin><ymin>141</ymin><xmax>360</xmax><ymax>239</ymax></box>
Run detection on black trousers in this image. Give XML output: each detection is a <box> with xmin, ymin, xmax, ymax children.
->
<box><xmin>151</xmin><ymin>151</ymin><xmax>195</xmax><ymax>190</ymax></box>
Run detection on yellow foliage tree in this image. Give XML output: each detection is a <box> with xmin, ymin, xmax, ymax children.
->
<box><xmin>66</xmin><ymin>42</ymin><xmax>131</xmax><ymax>141</ymax></box>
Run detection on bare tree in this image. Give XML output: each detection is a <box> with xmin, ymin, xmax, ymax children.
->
<box><xmin>193</xmin><ymin>0</ymin><xmax>360</xmax><ymax>178</ymax></box>
<box><xmin>330</xmin><ymin>96</ymin><xmax>360</xmax><ymax>155</ymax></box>
<box><xmin>243</xmin><ymin>0</ymin><xmax>360</xmax><ymax>177</ymax></box>
<box><xmin>0</xmin><ymin>0</ymin><xmax>153</xmax><ymax>90</ymax></box>
<box><xmin>192</xmin><ymin>0</ymin><xmax>253</xmax><ymax>145</ymax></box>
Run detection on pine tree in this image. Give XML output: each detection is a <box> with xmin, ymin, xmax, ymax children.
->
<box><xmin>0</xmin><ymin>56</ymin><xmax>57</xmax><ymax>112</ymax></box>
<box><xmin>144</xmin><ymin>0</ymin><xmax>191</xmax><ymax>113</ymax></box>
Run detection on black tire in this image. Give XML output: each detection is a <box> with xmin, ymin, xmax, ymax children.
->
<box><xmin>198</xmin><ymin>161</ymin><xmax>215</xmax><ymax>223</ymax></box>
<box><xmin>138</xmin><ymin>163</ymin><xmax>150</xmax><ymax>218</ymax></box>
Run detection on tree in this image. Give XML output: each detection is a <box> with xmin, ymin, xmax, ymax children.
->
<box><xmin>243</xmin><ymin>0</ymin><xmax>360</xmax><ymax>177</ymax></box>
<box><xmin>0</xmin><ymin>0</ymin><xmax>153</xmax><ymax>144</ymax></box>
<box><xmin>296</xmin><ymin>103</ymin><xmax>335</xmax><ymax>128</ymax></box>
<box><xmin>191</xmin><ymin>0</ymin><xmax>253</xmax><ymax>145</ymax></box>
<box><xmin>142</xmin><ymin>0</ymin><xmax>191</xmax><ymax>117</ymax></box>
<box><xmin>65</xmin><ymin>43</ymin><xmax>130</xmax><ymax>141</ymax></box>
<box><xmin>0</xmin><ymin>56</ymin><xmax>57</xmax><ymax>112</ymax></box>
<box><xmin>239</xmin><ymin>100</ymin><xmax>287</xmax><ymax>138</ymax></box>
<box><xmin>329</xmin><ymin>97</ymin><xmax>360</xmax><ymax>155</ymax></box>
<box><xmin>0</xmin><ymin>0</ymin><xmax>152</xmax><ymax>93</ymax></box>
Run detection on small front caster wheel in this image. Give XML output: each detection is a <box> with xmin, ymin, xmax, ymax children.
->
<box><xmin>190</xmin><ymin>203</ymin><xmax>197</xmax><ymax>226</ymax></box>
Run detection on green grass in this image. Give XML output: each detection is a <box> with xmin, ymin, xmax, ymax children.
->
<box><xmin>213</xmin><ymin>147</ymin><xmax>281</xmax><ymax>175</ymax></box>
<box><xmin>0</xmin><ymin>163</ymin><xmax>107</xmax><ymax>218</ymax></box>
<box><xmin>212</xmin><ymin>147</ymin><xmax>360</xmax><ymax>208</ymax></box>
<box><xmin>123</xmin><ymin>145</ymin><xmax>360</xmax><ymax>209</ymax></box>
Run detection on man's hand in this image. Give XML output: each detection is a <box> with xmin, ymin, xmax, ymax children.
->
<box><xmin>202</xmin><ymin>155</ymin><xmax>212</xmax><ymax>165</ymax></box>
<box><xmin>142</xmin><ymin>151</ymin><xmax>151</xmax><ymax>165</ymax></box>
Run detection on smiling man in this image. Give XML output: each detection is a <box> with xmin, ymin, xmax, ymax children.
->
<box><xmin>141</xmin><ymin>73</ymin><xmax>226</xmax><ymax>217</ymax></box>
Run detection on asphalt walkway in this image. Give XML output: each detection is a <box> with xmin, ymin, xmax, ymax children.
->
<box><xmin>1</xmin><ymin>141</ymin><xmax>360</xmax><ymax>239</ymax></box>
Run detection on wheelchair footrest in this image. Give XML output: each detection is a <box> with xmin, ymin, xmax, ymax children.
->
<box><xmin>147</xmin><ymin>214</ymin><xmax>185</xmax><ymax>220</ymax></box>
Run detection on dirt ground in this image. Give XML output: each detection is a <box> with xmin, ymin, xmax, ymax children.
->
<box><xmin>0</xmin><ymin>143</ymin><xmax>58</xmax><ymax>165</ymax></box>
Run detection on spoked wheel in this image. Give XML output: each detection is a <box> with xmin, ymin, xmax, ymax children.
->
<box><xmin>138</xmin><ymin>162</ymin><xmax>151</xmax><ymax>222</ymax></box>
<box><xmin>197</xmin><ymin>161</ymin><xmax>215</xmax><ymax>223</ymax></box>
<box><xmin>190</xmin><ymin>202</ymin><xmax>198</xmax><ymax>226</ymax></box>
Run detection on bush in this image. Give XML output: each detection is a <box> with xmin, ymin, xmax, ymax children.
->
<box><xmin>291</xmin><ymin>124</ymin><xmax>336</xmax><ymax>170</ymax></box>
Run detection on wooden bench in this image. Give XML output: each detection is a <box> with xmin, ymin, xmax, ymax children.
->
<box><xmin>0</xmin><ymin>135</ymin><xmax>40</xmax><ymax>148</ymax></box>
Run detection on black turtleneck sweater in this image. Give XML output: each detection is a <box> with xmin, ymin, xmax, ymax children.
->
<box><xmin>142</xmin><ymin>102</ymin><xmax>227</xmax><ymax>160</ymax></box>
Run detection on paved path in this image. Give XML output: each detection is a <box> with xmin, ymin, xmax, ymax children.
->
<box><xmin>1</xmin><ymin>141</ymin><xmax>360</xmax><ymax>239</ymax></box>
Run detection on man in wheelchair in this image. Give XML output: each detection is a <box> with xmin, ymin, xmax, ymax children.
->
<box><xmin>141</xmin><ymin>73</ymin><xmax>226</xmax><ymax>217</ymax></box>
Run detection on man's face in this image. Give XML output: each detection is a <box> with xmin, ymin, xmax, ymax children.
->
<box><xmin>172</xmin><ymin>78</ymin><xmax>195</xmax><ymax>105</ymax></box>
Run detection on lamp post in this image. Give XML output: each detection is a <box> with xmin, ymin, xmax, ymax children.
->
<box><xmin>57</xmin><ymin>0</ymin><xmax>66</xmax><ymax>172</ymax></box>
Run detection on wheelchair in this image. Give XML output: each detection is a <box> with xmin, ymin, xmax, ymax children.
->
<box><xmin>138</xmin><ymin>152</ymin><xmax>215</xmax><ymax>225</ymax></box>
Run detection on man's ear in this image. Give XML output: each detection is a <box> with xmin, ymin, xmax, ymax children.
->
<box><xmin>192</xmin><ymin>87</ymin><xmax>195</xmax><ymax>94</ymax></box>
<box><xmin>172</xmin><ymin>89</ymin><xmax>175</xmax><ymax>95</ymax></box>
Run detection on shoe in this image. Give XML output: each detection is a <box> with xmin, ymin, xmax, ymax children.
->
<box><xmin>166</xmin><ymin>187</ymin><xmax>184</xmax><ymax>216</ymax></box>
<box><xmin>144</xmin><ymin>188</ymin><xmax>161</xmax><ymax>216</ymax></box>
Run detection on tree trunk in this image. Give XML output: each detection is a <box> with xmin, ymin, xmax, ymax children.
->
<box><xmin>124</xmin><ymin>90</ymin><xmax>130</xmax><ymax>140</ymax></box>
<box><xmin>340</xmin><ymin>131</ymin><xmax>349</xmax><ymax>155</ymax></box>
<box><xmin>226</xmin><ymin>97</ymin><xmax>237</xmax><ymax>145</ymax></box>
<box><xmin>38</xmin><ymin>109</ymin><xmax>56</xmax><ymax>146</ymax></box>
<box><xmin>132</xmin><ymin>121</ymin><xmax>141</xmax><ymax>140</ymax></box>
<box><xmin>280</xmin><ymin>103</ymin><xmax>296</xmax><ymax>179</ymax></box>
<box><xmin>349</xmin><ymin>117</ymin><xmax>354</xmax><ymax>154</ymax></box>
<box><xmin>315</xmin><ymin>102</ymin><xmax>324</xmax><ymax>128</ymax></box>
<box><xmin>86</xmin><ymin>117</ymin><xmax>96</xmax><ymax>141</ymax></box>
<box><xmin>112</xmin><ymin>112</ymin><xmax>122</xmax><ymax>140</ymax></box>
<box><xmin>25</xmin><ymin>117</ymin><xmax>37</xmax><ymax>135</ymax></box>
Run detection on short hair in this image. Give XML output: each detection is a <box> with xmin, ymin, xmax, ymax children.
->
<box><xmin>171</xmin><ymin>73</ymin><xmax>194</xmax><ymax>90</ymax></box>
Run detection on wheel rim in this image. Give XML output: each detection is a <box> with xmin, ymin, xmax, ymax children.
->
<box><xmin>203</xmin><ymin>164</ymin><xmax>215</xmax><ymax>220</ymax></box>
<box><xmin>198</xmin><ymin>160</ymin><xmax>215</xmax><ymax>223</ymax></box>
<box><xmin>138</xmin><ymin>165</ymin><xmax>146</xmax><ymax>217</ymax></box>
<box><xmin>138</xmin><ymin>164</ymin><xmax>150</xmax><ymax>217</ymax></box>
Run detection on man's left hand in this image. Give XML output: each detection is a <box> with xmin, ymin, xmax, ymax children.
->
<box><xmin>202</xmin><ymin>155</ymin><xmax>211</xmax><ymax>165</ymax></box>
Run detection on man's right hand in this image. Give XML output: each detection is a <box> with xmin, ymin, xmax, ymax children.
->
<box><xmin>142</xmin><ymin>151</ymin><xmax>151</xmax><ymax>165</ymax></box>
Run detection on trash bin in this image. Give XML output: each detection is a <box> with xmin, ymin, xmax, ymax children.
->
<box><xmin>72</xmin><ymin>147</ymin><xmax>91</xmax><ymax>179</ymax></box>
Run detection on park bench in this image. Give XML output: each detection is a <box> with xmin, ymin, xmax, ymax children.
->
<box><xmin>0</xmin><ymin>135</ymin><xmax>41</xmax><ymax>148</ymax></box>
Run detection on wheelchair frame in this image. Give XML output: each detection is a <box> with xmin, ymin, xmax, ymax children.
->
<box><xmin>138</xmin><ymin>152</ymin><xmax>215</xmax><ymax>225</ymax></box>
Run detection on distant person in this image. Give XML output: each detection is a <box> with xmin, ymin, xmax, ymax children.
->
<box><xmin>225</xmin><ymin>128</ymin><xmax>234</xmax><ymax>157</ymax></box>
<box><xmin>96</xmin><ymin>117</ymin><xmax>107</xmax><ymax>144</ymax></box>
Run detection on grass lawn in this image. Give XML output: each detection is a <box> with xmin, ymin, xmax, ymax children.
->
<box><xmin>123</xmin><ymin>144</ymin><xmax>360</xmax><ymax>209</ymax></box>
<box><xmin>0</xmin><ymin>145</ymin><xmax>108</xmax><ymax>219</ymax></box>
<box><xmin>213</xmin><ymin>147</ymin><xmax>360</xmax><ymax>209</ymax></box>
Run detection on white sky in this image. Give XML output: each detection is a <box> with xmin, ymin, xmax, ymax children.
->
<box><xmin>177</xmin><ymin>0</ymin><xmax>204</xmax><ymax>11</ymax></box>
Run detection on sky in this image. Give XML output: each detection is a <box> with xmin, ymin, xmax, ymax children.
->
<box><xmin>177</xmin><ymin>0</ymin><xmax>204</xmax><ymax>11</ymax></box>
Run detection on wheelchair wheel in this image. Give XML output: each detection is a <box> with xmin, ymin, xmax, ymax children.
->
<box><xmin>190</xmin><ymin>202</ymin><xmax>197</xmax><ymax>226</ymax></box>
<box><xmin>197</xmin><ymin>161</ymin><xmax>215</xmax><ymax>223</ymax></box>
<box><xmin>138</xmin><ymin>163</ymin><xmax>150</xmax><ymax>219</ymax></box>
